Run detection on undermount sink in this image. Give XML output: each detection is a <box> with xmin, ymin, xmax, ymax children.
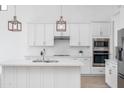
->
<box><xmin>32</xmin><ymin>59</ymin><xmax>59</xmax><ymax>63</ymax></box>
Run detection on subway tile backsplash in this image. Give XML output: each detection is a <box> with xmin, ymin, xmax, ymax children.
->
<box><xmin>26</xmin><ymin>40</ymin><xmax>92</xmax><ymax>57</ymax></box>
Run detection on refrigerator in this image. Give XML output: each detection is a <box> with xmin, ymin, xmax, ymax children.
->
<box><xmin>117</xmin><ymin>29</ymin><xmax>124</xmax><ymax>88</ymax></box>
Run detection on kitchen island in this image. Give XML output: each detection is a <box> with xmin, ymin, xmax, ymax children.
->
<box><xmin>0</xmin><ymin>58</ymin><xmax>82</xmax><ymax>88</ymax></box>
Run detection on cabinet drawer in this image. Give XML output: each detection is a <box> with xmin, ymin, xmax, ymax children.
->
<box><xmin>78</xmin><ymin>58</ymin><xmax>91</xmax><ymax>66</ymax></box>
<box><xmin>91</xmin><ymin>67</ymin><xmax>105</xmax><ymax>74</ymax></box>
<box><xmin>81</xmin><ymin>67</ymin><xmax>91</xmax><ymax>74</ymax></box>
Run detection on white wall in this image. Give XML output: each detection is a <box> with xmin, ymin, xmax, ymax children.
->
<box><xmin>0</xmin><ymin>5</ymin><xmax>117</xmax><ymax>60</ymax></box>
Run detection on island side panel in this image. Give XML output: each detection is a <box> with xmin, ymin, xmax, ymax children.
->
<box><xmin>1</xmin><ymin>66</ymin><xmax>17</xmax><ymax>88</ymax></box>
<box><xmin>1</xmin><ymin>66</ymin><xmax>80</xmax><ymax>88</ymax></box>
<box><xmin>54</xmin><ymin>66</ymin><xmax>80</xmax><ymax>88</ymax></box>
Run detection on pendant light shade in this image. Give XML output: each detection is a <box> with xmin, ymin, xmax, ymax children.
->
<box><xmin>56</xmin><ymin>5</ymin><xmax>66</xmax><ymax>31</ymax></box>
<box><xmin>8</xmin><ymin>16</ymin><xmax>22</xmax><ymax>31</ymax></box>
<box><xmin>56</xmin><ymin>16</ymin><xmax>66</xmax><ymax>31</ymax></box>
<box><xmin>8</xmin><ymin>6</ymin><xmax>22</xmax><ymax>31</ymax></box>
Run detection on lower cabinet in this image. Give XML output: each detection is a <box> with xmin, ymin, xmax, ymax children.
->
<box><xmin>90</xmin><ymin>67</ymin><xmax>105</xmax><ymax>74</ymax></box>
<box><xmin>105</xmin><ymin>60</ymin><xmax>117</xmax><ymax>88</ymax></box>
<box><xmin>79</xmin><ymin>58</ymin><xmax>105</xmax><ymax>75</ymax></box>
<box><xmin>81</xmin><ymin>67</ymin><xmax>91</xmax><ymax>74</ymax></box>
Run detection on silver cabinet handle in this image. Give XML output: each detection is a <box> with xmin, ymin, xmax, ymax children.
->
<box><xmin>33</xmin><ymin>41</ymin><xmax>35</xmax><ymax>45</ymax></box>
<box><xmin>84</xmin><ymin>59</ymin><xmax>88</xmax><ymax>60</ymax></box>
<box><xmin>99</xmin><ymin>70</ymin><xmax>103</xmax><ymax>72</ymax></box>
<box><xmin>78</xmin><ymin>42</ymin><xmax>80</xmax><ymax>46</ymax></box>
<box><xmin>43</xmin><ymin>41</ymin><xmax>46</xmax><ymax>45</ymax></box>
<box><xmin>112</xmin><ymin>66</ymin><xmax>116</xmax><ymax>68</ymax></box>
<box><xmin>109</xmin><ymin>69</ymin><xmax>112</xmax><ymax>74</ymax></box>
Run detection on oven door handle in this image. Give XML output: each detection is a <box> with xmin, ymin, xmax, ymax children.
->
<box><xmin>94</xmin><ymin>53</ymin><xmax>109</xmax><ymax>55</ymax></box>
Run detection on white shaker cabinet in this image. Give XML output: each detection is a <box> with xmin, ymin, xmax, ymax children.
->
<box><xmin>91</xmin><ymin>22</ymin><xmax>112</xmax><ymax>37</ymax></box>
<box><xmin>79</xmin><ymin>24</ymin><xmax>91</xmax><ymax>46</ymax></box>
<box><xmin>27</xmin><ymin>24</ymin><xmax>35</xmax><ymax>46</ymax></box>
<box><xmin>113</xmin><ymin>13</ymin><xmax>120</xmax><ymax>47</ymax></box>
<box><xmin>105</xmin><ymin>60</ymin><xmax>117</xmax><ymax>88</ymax></box>
<box><xmin>69</xmin><ymin>24</ymin><xmax>79</xmax><ymax>46</ymax></box>
<box><xmin>92</xmin><ymin>23</ymin><xmax>101</xmax><ymax>37</ymax></box>
<box><xmin>79</xmin><ymin>58</ymin><xmax>91</xmax><ymax>74</ymax></box>
<box><xmin>119</xmin><ymin>7</ymin><xmax>124</xmax><ymax>29</ymax></box>
<box><xmin>35</xmin><ymin>24</ymin><xmax>44</xmax><ymax>46</ymax></box>
<box><xmin>70</xmin><ymin>24</ymin><xmax>91</xmax><ymax>46</ymax></box>
<box><xmin>45</xmin><ymin>24</ymin><xmax>54</xmax><ymax>46</ymax></box>
<box><xmin>27</xmin><ymin>24</ymin><xmax>54</xmax><ymax>46</ymax></box>
<box><xmin>90</xmin><ymin>67</ymin><xmax>105</xmax><ymax>74</ymax></box>
<box><xmin>100</xmin><ymin>23</ymin><xmax>112</xmax><ymax>37</ymax></box>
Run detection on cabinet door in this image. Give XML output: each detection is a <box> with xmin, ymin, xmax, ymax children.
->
<box><xmin>113</xmin><ymin>13</ymin><xmax>120</xmax><ymax>47</ymax></box>
<box><xmin>119</xmin><ymin>7</ymin><xmax>124</xmax><ymax>29</ymax></box>
<box><xmin>100</xmin><ymin>23</ymin><xmax>112</xmax><ymax>37</ymax></box>
<box><xmin>35</xmin><ymin>24</ymin><xmax>44</xmax><ymax>46</ymax></box>
<box><xmin>105</xmin><ymin>62</ymin><xmax>111</xmax><ymax>86</ymax></box>
<box><xmin>81</xmin><ymin>67</ymin><xmax>91</xmax><ymax>74</ymax></box>
<box><xmin>70</xmin><ymin>24</ymin><xmax>79</xmax><ymax>46</ymax></box>
<box><xmin>78</xmin><ymin>58</ymin><xmax>91</xmax><ymax>74</ymax></box>
<box><xmin>27</xmin><ymin>24</ymin><xmax>35</xmax><ymax>46</ymax></box>
<box><xmin>45</xmin><ymin>24</ymin><xmax>54</xmax><ymax>46</ymax></box>
<box><xmin>111</xmin><ymin>65</ymin><xmax>117</xmax><ymax>88</ymax></box>
<box><xmin>91</xmin><ymin>23</ymin><xmax>100</xmax><ymax>37</ymax></box>
<box><xmin>91</xmin><ymin>67</ymin><xmax>105</xmax><ymax>74</ymax></box>
<box><xmin>79</xmin><ymin>24</ymin><xmax>91</xmax><ymax>46</ymax></box>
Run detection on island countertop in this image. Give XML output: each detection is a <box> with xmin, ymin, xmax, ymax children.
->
<box><xmin>0</xmin><ymin>57</ymin><xmax>83</xmax><ymax>66</ymax></box>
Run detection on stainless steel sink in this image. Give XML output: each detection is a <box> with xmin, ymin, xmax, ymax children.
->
<box><xmin>32</xmin><ymin>60</ymin><xmax>59</xmax><ymax>63</ymax></box>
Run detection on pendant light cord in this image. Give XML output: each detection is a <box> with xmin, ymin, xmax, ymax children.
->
<box><xmin>60</xmin><ymin>5</ymin><xmax>62</xmax><ymax>17</ymax></box>
<box><xmin>14</xmin><ymin>5</ymin><xmax>16</xmax><ymax>16</ymax></box>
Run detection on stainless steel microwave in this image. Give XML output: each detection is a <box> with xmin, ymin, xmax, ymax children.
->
<box><xmin>93</xmin><ymin>38</ymin><xmax>109</xmax><ymax>48</ymax></box>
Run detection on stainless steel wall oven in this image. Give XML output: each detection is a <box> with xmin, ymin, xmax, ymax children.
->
<box><xmin>93</xmin><ymin>38</ymin><xmax>109</xmax><ymax>67</ymax></box>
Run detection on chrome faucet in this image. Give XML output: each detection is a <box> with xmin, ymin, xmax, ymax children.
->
<box><xmin>40</xmin><ymin>49</ymin><xmax>46</xmax><ymax>61</ymax></box>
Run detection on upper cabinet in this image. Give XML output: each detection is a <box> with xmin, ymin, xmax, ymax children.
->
<box><xmin>119</xmin><ymin>7</ymin><xmax>124</xmax><ymax>29</ymax></box>
<box><xmin>69</xmin><ymin>24</ymin><xmax>79</xmax><ymax>46</ymax></box>
<box><xmin>45</xmin><ymin>24</ymin><xmax>54</xmax><ymax>46</ymax></box>
<box><xmin>112</xmin><ymin>12</ymin><xmax>120</xmax><ymax>47</ymax></box>
<box><xmin>35</xmin><ymin>24</ymin><xmax>44</xmax><ymax>46</ymax></box>
<box><xmin>79</xmin><ymin>24</ymin><xmax>91</xmax><ymax>46</ymax></box>
<box><xmin>91</xmin><ymin>22</ymin><xmax>112</xmax><ymax>37</ymax></box>
<box><xmin>27</xmin><ymin>24</ymin><xmax>54</xmax><ymax>46</ymax></box>
<box><xmin>70</xmin><ymin>24</ymin><xmax>91</xmax><ymax>46</ymax></box>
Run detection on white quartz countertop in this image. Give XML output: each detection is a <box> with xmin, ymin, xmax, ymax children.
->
<box><xmin>0</xmin><ymin>57</ymin><xmax>83</xmax><ymax>67</ymax></box>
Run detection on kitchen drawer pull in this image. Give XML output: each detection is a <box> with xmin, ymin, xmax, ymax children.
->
<box><xmin>84</xmin><ymin>59</ymin><xmax>88</xmax><ymax>60</ymax></box>
<box><xmin>112</xmin><ymin>66</ymin><xmax>116</xmax><ymax>68</ymax></box>
<box><xmin>109</xmin><ymin>69</ymin><xmax>112</xmax><ymax>74</ymax></box>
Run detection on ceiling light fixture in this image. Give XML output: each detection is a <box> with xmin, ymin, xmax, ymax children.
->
<box><xmin>8</xmin><ymin>5</ymin><xmax>22</xmax><ymax>31</ymax></box>
<box><xmin>56</xmin><ymin>5</ymin><xmax>66</xmax><ymax>31</ymax></box>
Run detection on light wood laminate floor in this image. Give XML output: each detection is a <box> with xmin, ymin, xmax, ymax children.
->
<box><xmin>81</xmin><ymin>76</ymin><xmax>109</xmax><ymax>88</ymax></box>
<box><xmin>0</xmin><ymin>75</ymin><xmax>108</xmax><ymax>88</ymax></box>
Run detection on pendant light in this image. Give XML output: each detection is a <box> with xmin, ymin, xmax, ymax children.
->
<box><xmin>56</xmin><ymin>5</ymin><xmax>66</xmax><ymax>31</ymax></box>
<box><xmin>8</xmin><ymin>5</ymin><xmax>22</xmax><ymax>31</ymax></box>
